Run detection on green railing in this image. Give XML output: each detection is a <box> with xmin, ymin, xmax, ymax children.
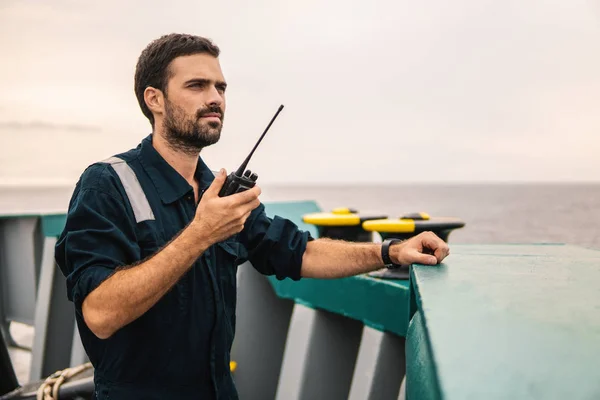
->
<box><xmin>406</xmin><ymin>244</ymin><xmax>600</xmax><ymax>400</ymax></box>
<box><xmin>263</xmin><ymin>200</ymin><xmax>411</xmax><ymax>336</ymax></box>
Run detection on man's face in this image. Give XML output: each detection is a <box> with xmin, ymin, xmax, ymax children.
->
<box><xmin>161</xmin><ymin>53</ymin><xmax>227</xmax><ymax>154</ymax></box>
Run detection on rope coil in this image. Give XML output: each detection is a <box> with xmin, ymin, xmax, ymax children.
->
<box><xmin>36</xmin><ymin>362</ymin><xmax>93</xmax><ymax>400</ymax></box>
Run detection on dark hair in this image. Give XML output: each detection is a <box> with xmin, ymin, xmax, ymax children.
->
<box><xmin>134</xmin><ymin>33</ymin><xmax>220</xmax><ymax>126</ymax></box>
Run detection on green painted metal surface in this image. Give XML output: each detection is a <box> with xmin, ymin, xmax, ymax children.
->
<box><xmin>267</xmin><ymin>274</ymin><xmax>411</xmax><ymax>336</ymax></box>
<box><xmin>262</xmin><ymin>200</ymin><xmax>412</xmax><ymax>336</ymax></box>
<box><xmin>406</xmin><ymin>311</ymin><xmax>441</xmax><ymax>400</ymax></box>
<box><xmin>407</xmin><ymin>244</ymin><xmax>600</xmax><ymax>400</ymax></box>
<box><xmin>41</xmin><ymin>214</ymin><xmax>67</xmax><ymax>238</ymax></box>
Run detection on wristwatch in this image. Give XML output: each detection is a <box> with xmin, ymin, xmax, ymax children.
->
<box><xmin>381</xmin><ymin>238</ymin><xmax>403</xmax><ymax>269</ymax></box>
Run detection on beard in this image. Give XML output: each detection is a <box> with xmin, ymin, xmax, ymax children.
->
<box><xmin>162</xmin><ymin>99</ymin><xmax>224</xmax><ymax>156</ymax></box>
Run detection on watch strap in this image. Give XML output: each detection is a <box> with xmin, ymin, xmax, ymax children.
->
<box><xmin>381</xmin><ymin>238</ymin><xmax>403</xmax><ymax>269</ymax></box>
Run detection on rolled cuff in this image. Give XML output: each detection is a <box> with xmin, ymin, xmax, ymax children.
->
<box><xmin>70</xmin><ymin>265</ymin><xmax>115</xmax><ymax>314</ymax></box>
<box><xmin>250</xmin><ymin>215</ymin><xmax>314</xmax><ymax>281</ymax></box>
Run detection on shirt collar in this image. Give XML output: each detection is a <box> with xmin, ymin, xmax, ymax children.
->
<box><xmin>139</xmin><ymin>134</ymin><xmax>216</xmax><ymax>204</ymax></box>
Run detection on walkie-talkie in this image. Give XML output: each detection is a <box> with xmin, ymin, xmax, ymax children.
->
<box><xmin>218</xmin><ymin>104</ymin><xmax>284</xmax><ymax>197</ymax></box>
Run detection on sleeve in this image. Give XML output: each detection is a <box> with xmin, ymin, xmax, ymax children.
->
<box><xmin>55</xmin><ymin>180</ymin><xmax>140</xmax><ymax>315</ymax></box>
<box><xmin>238</xmin><ymin>203</ymin><xmax>314</xmax><ymax>281</ymax></box>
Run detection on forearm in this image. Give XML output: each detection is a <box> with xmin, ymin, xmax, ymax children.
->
<box><xmin>300</xmin><ymin>238</ymin><xmax>386</xmax><ymax>279</ymax></box>
<box><xmin>82</xmin><ymin>222</ymin><xmax>209</xmax><ymax>339</ymax></box>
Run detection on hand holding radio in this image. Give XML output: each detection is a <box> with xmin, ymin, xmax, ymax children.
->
<box><xmin>193</xmin><ymin>104</ymin><xmax>283</xmax><ymax>244</ymax></box>
<box><xmin>192</xmin><ymin>104</ymin><xmax>283</xmax><ymax>245</ymax></box>
<box><xmin>193</xmin><ymin>168</ymin><xmax>262</xmax><ymax>246</ymax></box>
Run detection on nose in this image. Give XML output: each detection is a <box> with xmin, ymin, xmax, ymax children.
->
<box><xmin>206</xmin><ymin>85</ymin><xmax>224</xmax><ymax>109</ymax></box>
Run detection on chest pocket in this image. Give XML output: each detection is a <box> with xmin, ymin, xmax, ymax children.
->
<box><xmin>136</xmin><ymin>221</ymin><xmax>163</xmax><ymax>259</ymax></box>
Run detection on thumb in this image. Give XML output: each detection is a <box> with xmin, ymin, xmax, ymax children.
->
<box><xmin>407</xmin><ymin>249</ymin><xmax>438</xmax><ymax>266</ymax></box>
<box><xmin>205</xmin><ymin>168</ymin><xmax>227</xmax><ymax>196</ymax></box>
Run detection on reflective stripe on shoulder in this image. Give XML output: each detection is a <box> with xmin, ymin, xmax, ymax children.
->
<box><xmin>102</xmin><ymin>156</ymin><xmax>155</xmax><ymax>223</ymax></box>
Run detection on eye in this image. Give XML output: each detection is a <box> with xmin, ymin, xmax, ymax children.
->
<box><xmin>187</xmin><ymin>80</ymin><xmax>209</xmax><ymax>89</ymax></box>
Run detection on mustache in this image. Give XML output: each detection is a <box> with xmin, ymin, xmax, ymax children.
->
<box><xmin>196</xmin><ymin>105</ymin><xmax>223</xmax><ymax>120</ymax></box>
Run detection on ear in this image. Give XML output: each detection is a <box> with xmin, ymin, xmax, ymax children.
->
<box><xmin>144</xmin><ymin>87</ymin><xmax>164</xmax><ymax>118</ymax></box>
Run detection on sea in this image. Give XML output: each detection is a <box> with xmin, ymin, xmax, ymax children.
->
<box><xmin>1</xmin><ymin>183</ymin><xmax>599</xmax><ymax>250</ymax></box>
<box><xmin>262</xmin><ymin>184</ymin><xmax>600</xmax><ymax>250</ymax></box>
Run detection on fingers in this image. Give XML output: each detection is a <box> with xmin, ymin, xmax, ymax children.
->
<box><xmin>407</xmin><ymin>249</ymin><xmax>439</xmax><ymax>265</ymax></box>
<box><xmin>420</xmin><ymin>232</ymin><xmax>450</xmax><ymax>263</ymax></box>
<box><xmin>397</xmin><ymin>232</ymin><xmax>450</xmax><ymax>266</ymax></box>
<box><xmin>240</xmin><ymin>197</ymin><xmax>261</xmax><ymax>215</ymax></box>
<box><xmin>204</xmin><ymin>168</ymin><xmax>227</xmax><ymax>197</ymax></box>
<box><xmin>228</xmin><ymin>185</ymin><xmax>262</xmax><ymax>206</ymax></box>
<box><xmin>231</xmin><ymin>199</ymin><xmax>260</xmax><ymax>224</ymax></box>
<box><xmin>241</xmin><ymin>210</ymin><xmax>252</xmax><ymax>224</ymax></box>
<box><xmin>226</xmin><ymin>210</ymin><xmax>253</xmax><ymax>235</ymax></box>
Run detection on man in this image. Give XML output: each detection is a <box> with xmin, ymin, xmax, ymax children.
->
<box><xmin>55</xmin><ymin>33</ymin><xmax>449</xmax><ymax>399</ymax></box>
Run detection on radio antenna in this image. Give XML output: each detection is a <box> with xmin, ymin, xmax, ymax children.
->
<box><xmin>235</xmin><ymin>104</ymin><xmax>284</xmax><ymax>176</ymax></box>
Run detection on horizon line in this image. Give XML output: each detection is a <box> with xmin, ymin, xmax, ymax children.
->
<box><xmin>1</xmin><ymin>179</ymin><xmax>599</xmax><ymax>188</ymax></box>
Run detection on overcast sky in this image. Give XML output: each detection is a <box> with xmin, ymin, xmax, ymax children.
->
<box><xmin>0</xmin><ymin>0</ymin><xmax>598</xmax><ymax>185</ymax></box>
